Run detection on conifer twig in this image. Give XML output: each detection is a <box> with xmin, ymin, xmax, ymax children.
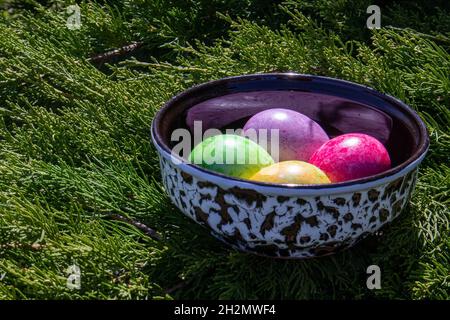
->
<box><xmin>108</xmin><ymin>213</ymin><xmax>162</xmax><ymax>241</ymax></box>
<box><xmin>0</xmin><ymin>243</ymin><xmax>45</xmax><ymax>250</ymax></box>
<box><xmin>88</xmin><ymin>41</ymin><xmax>144</xmax><ymax>64</ymax></box>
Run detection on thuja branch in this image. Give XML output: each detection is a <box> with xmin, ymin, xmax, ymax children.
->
<box><xmin>88</xmin><ymin>41</ymin><xmax>144</xmax><ymax>65</ymax></box>
<box><xmin>108</xmin><ymin>213</ymin><xmax>162</xmax><ymax>241</ymax></box>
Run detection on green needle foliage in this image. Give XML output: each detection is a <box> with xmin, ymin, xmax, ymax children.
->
<box><xmin>0</xmin><ymin>0</ymin><xmax>449</xmax><ymax>299</ymax></box>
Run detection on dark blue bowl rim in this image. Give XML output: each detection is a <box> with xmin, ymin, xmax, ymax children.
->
<box><xmin>151</xmin><ymin>73</ymin><xmax>429</xmax><ymax>189</ymax></box>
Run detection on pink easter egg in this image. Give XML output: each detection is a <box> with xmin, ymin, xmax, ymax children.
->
<box><xmin>309</xmin><ymin>133</ymin><xmax>391</xmax><ymax>183</ymax></box>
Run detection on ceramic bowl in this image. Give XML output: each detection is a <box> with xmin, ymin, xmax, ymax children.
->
<box><xmin>151</xmin><ymin>73</ymin><xmax>429</xmax><ymax>259</ymax></box>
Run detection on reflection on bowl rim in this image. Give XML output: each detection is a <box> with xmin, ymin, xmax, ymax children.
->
<box><xmin>151</xmin><ymin>73</ymin><xmax>429</xmax><ymax>195</ymax></box>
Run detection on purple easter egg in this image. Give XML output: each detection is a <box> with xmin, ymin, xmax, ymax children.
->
<box><xmin>243</xmin><ymin>108</ymin><xmax>329</xmax><ymax>162</ymax></box>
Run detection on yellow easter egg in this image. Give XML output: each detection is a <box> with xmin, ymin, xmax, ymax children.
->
<box><xmin>250</xmin><ymin>161</ymin><xmax>331</xmax><ymax>185</ymax></box>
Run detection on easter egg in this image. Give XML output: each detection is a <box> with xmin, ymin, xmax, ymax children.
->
<box><xmin>243</xmin><ymin>108</ymin><xmax>329</xmax><ymax>162</ymax></box>
<box><xmin>309</xmin><ymin>133</ymin><xmax>391</xmax><ymax>183</ymax></box>
<box><xmin>250</xmin><ymin>161</ymin><xmax>331</xmax><ymax>184</ymax></box>
<box><xmin>189</xmin><ymin>134</ymin><xmax>274</xmax><ymax>179</ymax></box>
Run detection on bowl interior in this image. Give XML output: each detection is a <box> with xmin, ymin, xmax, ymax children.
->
<box><xmin>153</xmin><ymin>74</ymin><xmax>428</xmax><ymax>181</ymax></box>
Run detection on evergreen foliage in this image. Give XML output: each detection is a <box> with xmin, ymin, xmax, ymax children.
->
<box><xmin>0</xmin><ymin>0</ymin><xmax>449</xmax><ymax>299</ymax></box>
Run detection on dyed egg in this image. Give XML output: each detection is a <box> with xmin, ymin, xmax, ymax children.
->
<box><xmin>250</xmin><ymin>161</ymin><xmax>330</xmax><ymax>185</ymax></box>
<box><xmin>309</xmin><ymin>133</ymin><xmax>391</xmax><ymax>183</ymax></box>
<box><xmin>189</xmin><ymin>134</ymin><xmax>274</xmax><ymax>179</ymax></box>
<box><xmin>243</xmin><ymin>108</ymin><xmax>329</xmax><ymax>162</ymax></box>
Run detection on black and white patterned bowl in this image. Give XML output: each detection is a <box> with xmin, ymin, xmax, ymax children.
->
<box><xmin>151</xmin><ymin>73</ymin><xmax>429</xmax><ymax>259</ymax></box>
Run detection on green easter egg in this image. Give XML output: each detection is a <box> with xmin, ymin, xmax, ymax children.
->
<box><xmin>189</xmin><ymin>134</ymin><xmax>274</xmax><ymax>179</ymax></box>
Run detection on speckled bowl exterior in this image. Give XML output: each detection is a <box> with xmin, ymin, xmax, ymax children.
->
<box><xmin>151</xmin><ymin>73</ymin><xmax>429</xmax><ymax>259</ymax></box>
